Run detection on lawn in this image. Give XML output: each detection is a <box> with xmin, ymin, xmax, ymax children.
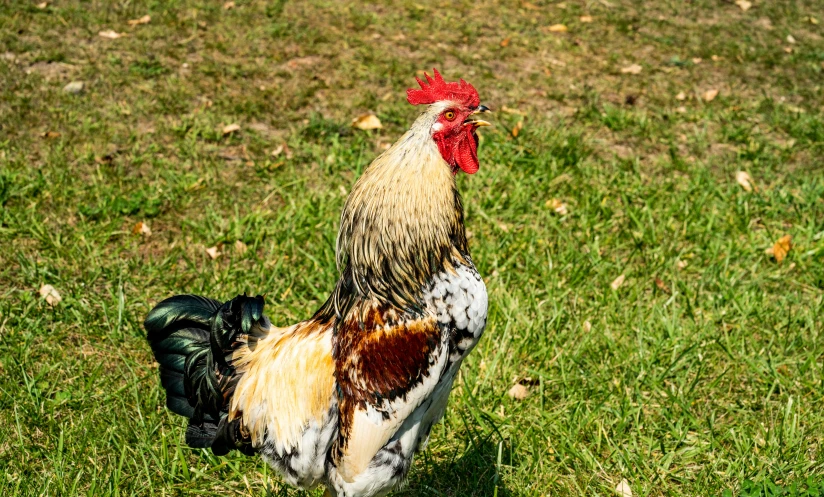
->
<box><xmin>1</xmin><ymin>0</ymin><xmax>823</xmax><ymax>496</ymax></box>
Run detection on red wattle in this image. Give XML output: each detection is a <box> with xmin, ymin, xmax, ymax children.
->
<box><xmin>454</xmin><ymin>127</ymin><xmax>479</xmax><ymax>174</ymax></box>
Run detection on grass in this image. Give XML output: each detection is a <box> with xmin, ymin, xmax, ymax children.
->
<box><xmin>1</xmin><ymin>0</ymin><xmax>823</xmax><ymax>495</ymax></box>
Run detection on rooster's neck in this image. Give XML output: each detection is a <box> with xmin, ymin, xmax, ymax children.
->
<box><xmin>334</xmin><ymin>105</ymin><xmax>469</xmax><ymax>310</ymax></box>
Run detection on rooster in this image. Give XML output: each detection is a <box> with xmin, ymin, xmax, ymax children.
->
<box><xmin>145</xmin><ymin>68</ymin><xmax>491</xmax><ymax>497</ymax></box>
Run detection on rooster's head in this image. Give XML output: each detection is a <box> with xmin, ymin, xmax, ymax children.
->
<box><xmin>407</xmin><ymin>69</ymin><xmax>491</xmax><ymax>175</ymax></box>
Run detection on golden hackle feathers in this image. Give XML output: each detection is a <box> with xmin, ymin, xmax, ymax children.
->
<box><xmin>336</xmin><ymin>103</ymin><xmax>468</xmax><ymax>309</ymax></box>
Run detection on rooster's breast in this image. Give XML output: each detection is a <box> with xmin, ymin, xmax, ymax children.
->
<box><xmin>424</xmin><ymin>259</ymin><xmax>488</xmax><ymax>365</ymax></box>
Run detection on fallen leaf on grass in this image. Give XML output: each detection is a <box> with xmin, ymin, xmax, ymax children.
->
<box><xmin>36</xmin><ymin>2</ymin><xmax>48</xmax><ymax>8</ymax></box>
<box><xmin>809</xmin><ymin>17</ymin><xmax>819</xmax><ymax>25</ymax></box>
<box><xmin>583</xmin><ymin>320</ymin><xmax>592</xmax><ymax>333</ymax></box>
<box><xmin>511</xmin><ymin>120</ymin><xmax>523</xmax><ymax>138</ymax></box>
<box><xmin>548</xmin><ymin>24</ymin><xmax>568</xmax><ymax>32</ymax></box>
<box><xmin>702</xmin><ymin>89</ymin><xmax>719</xmax><ymax>101</ymax></box>
<box><xmin>270</xmin><ymin>143</ymin><xmax>293</xmax><ymax>159</ymax></box>
<box><xmin>351</xmin><ymin>114</ymin><xmax>382</xmax><ymax>130</ymax></box>
<box><xmin>507</xmin><ymin>384</ymin><xmax>529</xmax><ymax>400</ymax></box>
<box><xmin>735</xmin><ymin>0</ymin><xmax>752</xmax><ymax>11</ymax></box>
<box><xmin>735</xmin><ymin>171</ymin><xmax>754</xmax><ymax>192</ymax></box>
<box><xmin>205</xmin><ymin>246</ymin><xmax>222</xmax><ymax>260</ymax></box>
<box><xmin>223</xmin><ymin>1</ymin><xmax>236</xmax><ymax>9</ymax></box>
<box><xmin>501</xmin><ymin>105</ymin><xmax>526</xmax><ymax>115</ymax></box>
<box><xmin>610</xmin><ymin>274</ymin><xmax>626</xmax><ymax>290</ymax></box>
<box><xmin>765</xmin><ymin>235</ymin><xmax>791</xmax><ymax>263</ymax></box>
<box><xmin>675</xmin><ymin>91</ymin><xmax>686</xmax><ymax>100</ymax></box>
<box><xmin>39</xmin><ymin>284</ymin><xmax>62</xmax><ymax>306</ymax></box>
<box><xmin>222</xmin><ymin>123</ymin><xmax>240</xmax><ymax>135</ymax></box>
<box><xmin>620</xmin><ymin>63</ymin><xmax>642</xmax><ymax>74</ymax></box>
<box><xmin>580</xmin><ymin>15</ymin><xmax>593</xmax><ymax>22</ymax></box>
<box><xmin>98</xmin><ymin>30</ymin><xmax>125</xmax><ymax>39</ymax></box>
<box><xmin>500</xmin><ymin>37</ymin><xmax>511</xmax><ymax>47</ymax></box>
<box><xmin>63</xmin><ymin>81</ymin><xmax>85</xmax><ymax>94</ymax></box>
<box><xmin>127</xmin><ymin>15</ymin><xmax>151</xmax><ymax>26</ymax></box>
<box><xmin>234</xmin><ymin>240</ymin><xmax>248</xmax><ymax>255</ymax></box>
<box><xmin>677</xmin><ymin>260</ymin><xmax>688</xmax><ymax>270</ymax></box>
<box><xmin>616</xmin><ymin>479</ymin><xmax>633</xmax><ymax>497</ymax></box>
<box><xmin>654</xmin><ymin>277</ymin><xmax>671</xmax><ymax>294</ymax></box>
<box><xmin>42</xmin><ymin>131</ymin><xmax>61</xmax><ymax>139</ymax></box>
<box><xmin>132</xmin><ymin>221</ymin><xmax>151</xmax><ymax>236</ymax></box>
<box><xmin>786</xmin><ymin>34</ymin><xmax>796</xmax><ymax>44</ymax></box>
<box><xmin>545</xmin><ymin>198</ymin><xmax>569</xmax><ymax>215</ymax></box>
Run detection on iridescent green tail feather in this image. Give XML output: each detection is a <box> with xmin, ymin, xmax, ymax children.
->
<box><xmin>144</xmin><ymin>293</ymin><xmax>264</xmax><ymax>454</ymax></box>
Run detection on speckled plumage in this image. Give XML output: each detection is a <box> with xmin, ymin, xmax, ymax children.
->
<box><xmin>145</xmin><ymin>71</ymin><xmax>489</xmax><ymax>497</ymax></box>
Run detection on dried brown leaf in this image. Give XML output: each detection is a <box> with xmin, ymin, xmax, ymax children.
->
<box><xmin>654</xmin><ymin>277</ymin><xmax>671</xmax><ymax>294</ymax></box>
<box><xmin>702</xmin><ymin>89</ymin><xmax>719</xmax><ymax>102</ymax></box>
<box><xmin>43</xmin><ymin>131</ymin><xmax>61</xmax><ymax>139</ymax></box>
<box><xmin>548</xmin><ymin>24</ymin><xmax>568</xmax><ymax>32</ymax></box>
<box><xmin>500</xmin><ymin>37</ymin><xmax>511</xmax><ymax>47</ymax></box>
<box><xmin>132</xmin><ymin>221</ymin><xmax>151</xmax><ymax>236</ymax></box>
<box><xmin>620</xmin><ymin>63</ymin><xmax>642</xmax><ymax>74</ymax></box>
<box><xmin>63</xmin><ymin>81</ymin><xmax>85</xmax><ymax>94</ymax></box>
<box><xmin>610</xmin><ymin>274</ymin><xmax>626</xmax><ymax>290</ymax></box>
<box><xmin>675</xmin><ymin>91</ymin><xmax>686</xmax><ymax>100</ymax></box>
<box><xmin>580</xmin><ymin>15</ymin><xmax>593</xmax><ymax>23</ymax></box>
<box><xmin>36</xmin><ymin>2</ymin><xmax>48</xmax><ymax>8</ymax></box>
<box><xmin>616</xmin><ymin>479</ymin><xmax>633</xmax><ymax>497</ymax></box>
<box><xmin>735</xmin><ymin>171</ymin><xmax>754</xmax><ymax>192</ymax></box>
<box><xmin>583</xmin><ymin>320</ymin><xmax>592</xmax><ymax>333</ymax></box>
<box><xmin>545</xmin><ymin>198</ymin><xmax>568</xmax><ymax>215</ymax></box>
<box><xmin>511</xmin><ymin>120</ymin><xmax>523</xmax><ymax>138</ymax></box>
<box><xmin>351</xmin><ymin>114</ymin><xmax>382</xmax><ymax>131</ymax></box>
<box><xmin>223</xmin><ymin>1</ymin><xmax>236</xmax><ymax>9</ymax></box>
<box><xmin>205</xmin><ymin>246</ymin><xmax>222</xmax><ymax>260</ymax></box>
<box><xmin>98</xmin><ymin>30</ymin><xmax>125</xmax><ymax>39</ymax></box>
<box><xmin>765</xmin><ymin>235</ymin><xmax>792</xmax><ymax>263</ymax></box>
<box><xmin>507</xmin><ymin>384</ymin><xmax>529</xmax><ymax>400</ymax></box>
<box><xmin>222</xmin><ymin>123</ymin><xmax>241</xmax><ymax>135</ymax></box>
<box><xmin>39</xmin><ymin>284</ymin><xmax>62</xmax><ymax>306</ymax></box>
<box><xmin>127</xmin><ymin>15</ymin><xmax>151</xmax><ymax>26</ymax></box>
<box><xmin>501</xmin><ymin>106</ymin><xmax>526</xmax><ymax>115</ymax></box>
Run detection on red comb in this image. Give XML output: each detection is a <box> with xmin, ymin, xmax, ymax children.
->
<box><xmin>406</xmin><ymin>68</ymin><xmax>480</xmax><ymax>108</ymax></box>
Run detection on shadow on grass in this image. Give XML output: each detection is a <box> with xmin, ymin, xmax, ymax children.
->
<box><xmin>399</xmin><ymin>423</ymin><xmax>514</xmax><ymax>497</ymax></box>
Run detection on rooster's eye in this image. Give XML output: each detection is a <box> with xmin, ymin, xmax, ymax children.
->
<box><xmin>444</xmin><ymin>110</ymin><xmax>456</xmax><ymax>121</ymax></box>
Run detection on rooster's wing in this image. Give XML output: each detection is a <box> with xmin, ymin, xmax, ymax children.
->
<box><xmin>332</xmin><ymin>301</ymin><xmax>447</xmax><ymax>481</ymax></box>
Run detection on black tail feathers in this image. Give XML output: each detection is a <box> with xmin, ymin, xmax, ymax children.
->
<box><xmin>144</xmin><ymin>293</ymin><xmax>264</xmax><ymax>455</ymax></box>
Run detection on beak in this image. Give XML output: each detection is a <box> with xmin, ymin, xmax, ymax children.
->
<box><xmin>464</xmin><ymin>104</ymin><xmax>492</xmax><ymax>127</ymax></box>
